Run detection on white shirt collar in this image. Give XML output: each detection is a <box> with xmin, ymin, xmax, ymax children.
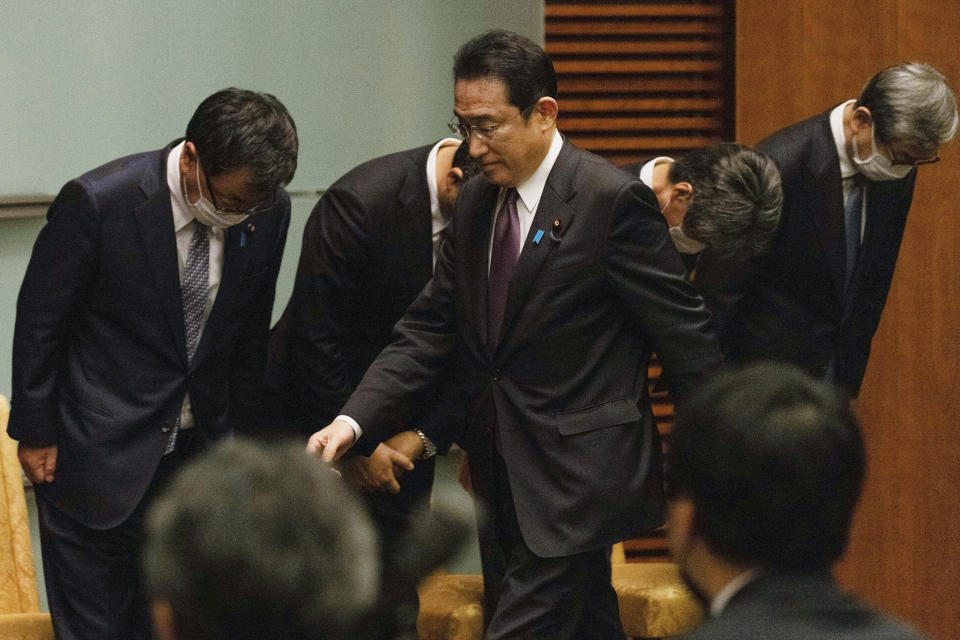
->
<box><xmin>167</xmin><ymin>140</ymin><xmax>195</xmax><ymax>233</ymax></box>
<box><xmin>830</xmin><ymin>100</ymin><xmax>859</xmax><ymax>179</ymax></box>
<box><xmin>710</xmin><ymin>568</ymin><xmax>762</xmax><ymax>616</ymax></box>
<box><xmin>426</xmin><ymin>138</ymin><xmax>462</xmax><ymax>229</ymax></box>
<box><xmin>638</xmin><ymin>156</ymin><xmax>675</xmax><ymax>188</ymax></box>
<box><xmin>514</xmin><ymin>129</ymin><xmax>564</xmax><ymax>213</ymax></box>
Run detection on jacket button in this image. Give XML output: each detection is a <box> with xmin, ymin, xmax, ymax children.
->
<box><xmin>492</xmin><ymin>370</ymin><xmax>502</xmax><ymax>381</ymax></box>
<box><xmin>161</xmin><ymin>423</ymin><xmax>171</xmax><ymax>433</ymax></box>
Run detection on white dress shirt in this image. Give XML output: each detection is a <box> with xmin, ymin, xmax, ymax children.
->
<box><xmin>488</xmin><ymin>128</ymin><xmax>565</xmax><ymax>269</ymax></box>
<box><xmin>638</xmin><ymin>156</ymin><xmax>675</xmax><ymax>188</ymax></box>
<box><xmin>166</xmin><ymin>141</ymin><xmax>225</xmax><ymax>430</ymax></box>
<box><xmin>426</xmin><ymin>137</ymin><xmax>463</xmax><ymax>267</ymax></box>
<box><xmin>830</xmin><ymin>99</ymin><xmax>867</xmax><ymax>243</ymax></box>
<box><xmin>710</xmin><ymin>568</ymin><xmax>762</xmax><ymax>616</ymax></box>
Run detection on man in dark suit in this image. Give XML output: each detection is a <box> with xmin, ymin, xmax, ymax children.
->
<box><xmin>9</xmin><ymin>88</ymin><xmax>297</xmax><ymax>640</ymax></box>
<box><xmin>264</xmin><ymin>139</ymin><xmax>479</xmax><ymax>637</ymax></box>
<box><xmin>666</xmin><ymin>362</ymin><xmax>926</xmax><ymax>639</ymax></box>
<box><xmin>308</xmin><ymin>30</ymin><xmax>721</xmax><ymax>639</ymax></box>
<box><xmin>698</xmin><ymin>63</ymin><xmax>957</xmax><ymax>396</ymax></box>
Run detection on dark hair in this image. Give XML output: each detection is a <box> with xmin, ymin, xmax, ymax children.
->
<box><xmin>856</xmin><ymin>62</ymin><xmax>958</xmax><ymax>154</ymax></box>
<box><xmin>666</xmin><ymin>362</ymin><xmax>865</xmax><ymax>571</ymax></box>
<box><xmin>668</xmin><ymin>143</ymin><xmax>783</xmax><ymax>261</ymax></box>
<box><xmin>143</xmin><ymin>439</ymin><xmax>378</xmax><ymax>640</ymax></box>
<box><xmin>452</xmin><ymin>139</ymin><xmax>482</xmax><ymax>181</ymax></box>
<box><xmin>185</xmin><ymin>87</ymin><xmax>299</xmax><ymax>192</ymax></box>
<box><xmin>453</xmin><ymin>30</ymin><xmax>557</xmax><ymax>117</ymax></box>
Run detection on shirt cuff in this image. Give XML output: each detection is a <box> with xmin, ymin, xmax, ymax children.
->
<box><xmin>335</xmin><ymin>415</ymin><xmax>363</xmax><ymax>441</ymax></box>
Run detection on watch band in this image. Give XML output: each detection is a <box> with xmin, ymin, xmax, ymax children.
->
<box><xmin>414</xmin><ymin>429</ymin><xmax>437</xmax><ymax>460</ymax></box>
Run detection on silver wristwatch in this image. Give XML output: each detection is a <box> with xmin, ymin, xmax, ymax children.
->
<box><xmin>414</xmin><ymin>429</ymin><xmax>437</xmax><ymax>460</ymax></box>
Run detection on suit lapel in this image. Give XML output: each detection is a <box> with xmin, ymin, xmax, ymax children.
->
<box><xmin>498</xmin><ymin>141</ymin><xmax>579</xmax><ymax>352</ymax></box>
<box><xmin>805</xmin><ymin>117</ymin><xmax>847</xmax><ymax>300</ymax></box>
<box><xmin>196</xmin><ymin>223</ymin><xmax>253</xmax><ymax>365</ymax></box>
<box><xmin>134</xmin><ymin>156</ymin><xmax>188</xmax><ymax>366</ymax></box>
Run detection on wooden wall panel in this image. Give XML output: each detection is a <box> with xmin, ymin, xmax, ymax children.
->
<box><xmin>737</xmin><ymin>2</ymin><xmax>960</xmax><ymax>637</ymax></box>
<box><xmin>546</xmin><ymin>1</ymin><xmax>734</xmax><ymax>165</ymax></box>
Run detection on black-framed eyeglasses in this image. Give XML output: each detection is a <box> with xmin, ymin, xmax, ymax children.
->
<box><xmin>201</xmin><ymin>164</ymin><xmax>280</xmax><ymax>216</ymax></box>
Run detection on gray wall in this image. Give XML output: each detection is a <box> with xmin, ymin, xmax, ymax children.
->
<box><xmin>0</xmin><ymin>0</ymin><xmax>544</xmax><ymax>399</ymax></box>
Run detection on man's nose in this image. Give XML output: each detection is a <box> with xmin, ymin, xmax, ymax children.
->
<box><xmin>468</xmin><ymin>134</ymin><xmax>488</xmax><ymax>158</ymax></box>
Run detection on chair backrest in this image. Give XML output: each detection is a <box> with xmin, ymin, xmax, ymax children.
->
<box><xmin>0</xmin><ymin>394</ymin><xmax>41</xmax><ymax>614</ymax></box>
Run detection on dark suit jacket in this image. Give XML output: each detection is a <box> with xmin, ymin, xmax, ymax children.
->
<box><xmin>266</xmin><ymin>143</ymin><xmax>461</xmax><ymax>455</ymax></box>
<box><xmin>697</xmin><ymin>109</ymin><xmax>916</xmax><ymax>395</ymax></box>
<box><xmin>342</xmin><ymin>137</ymin><xmax>721</xmax><ymax>557</ymax></box>
<box><xmin>9</xmin><ymin>141</ymin><xmax>290</xmax><ymax>529</ymax></box>
<box><xmin>683</xmin><ymin>572</ymin><xmax>926</xmax><ymax>639</ymax></box>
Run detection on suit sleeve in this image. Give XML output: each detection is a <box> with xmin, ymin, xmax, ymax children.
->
<box><xmin>602</xmin><ymin>180</ymin><xmax>722</xmax><ymax>401</ymax></box>
<box><xmin>231</xmin><ymin>193</ymin><xmax>291</xmax><ymax>433</ymax></box>
<box><xmin>283</xmin><ymin>187</ymin><xmax>375</xmax><ymax>427</ymax></box>
<box><xmin>9</xmin><ymin>181</ymin><xmax>100</xmax><ymax>445</ymax></box>
<box><xmin>340</xmin><ymin>207</ymin><xmax>461</xmax><ymax>448</ymax></box>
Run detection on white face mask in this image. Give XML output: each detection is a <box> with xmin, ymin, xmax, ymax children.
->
<box><xmin>181</xmin><ymin>162</ymin><xmax>250</xmax><ymax>229</ymax></box>
<box><xmin>852</xmin><ymin>126</ymin><xmax>913</xmax><ymax>181</ymax></box>
<box><xmin>669</xmin><ymin>226</ymin><xmax>708</xmax><ymax>254</ymax></box>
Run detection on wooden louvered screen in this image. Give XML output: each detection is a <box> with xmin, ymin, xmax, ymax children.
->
<box><xmin>545</xmin><ymin>1</ymin><xmax>734</xmax><ymax>165</ymax></box>
<box><xmin>544</xmin><ymin>0</ymin><xmax>735</xmax><ymax>562</ymax></box>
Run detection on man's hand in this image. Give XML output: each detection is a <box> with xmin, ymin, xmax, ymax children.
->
<box><xmin>339</xmin><ymin>443</ymin><xmax>414</xmax><ymax>494</ymax></box>
<box><xmin>18</xmin><ymin>443</ymin><xmax>58</xmax><ymax>484</ymax></box>
<box><xmin>306</xmin><ymin>419</ymin><xmax>357</xmax><ymax>462</ymax></box>
<box><xmin>384</xmin><ymin>430</ymin><xmax>425</xmax><ymax>463</ymax></box>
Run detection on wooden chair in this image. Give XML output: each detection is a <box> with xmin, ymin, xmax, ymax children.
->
<box><xmin>417</xmin><ymin>542</ymin><xmax>704</xmax><ymax>640</ymax></box>
<box><xmin>0</xmin><ymin>394</ymin><xmax>55</xmax><ymax>639</ymax></box>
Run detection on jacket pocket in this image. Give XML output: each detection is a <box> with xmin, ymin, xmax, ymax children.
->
<box><xmin>63</xmin><ymin>387</ymin><xmax>113</xmax><ymax>419</ymax></box>
<box><xmin>554</xmin><ymin>397</ymin><xmax>641</xmax><ymax>436</ymax></box>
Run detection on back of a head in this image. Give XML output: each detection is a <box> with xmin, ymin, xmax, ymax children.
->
<box><xmin>185</xmin><ymin>87</ymin><xmax>299</xmax><ymax>192</ymax></box>
<box><xmin>143</xmin><ymin>439</ymin><xmax>378</xmax><ymax>640</ymax></box>
<box><xmin>452</xmin><ymin>139</ymin><xmax>482</xmax><ymax>181</ymax></box>
<box><xmin>669</xmin><ymin>143</ymin><xmax>783</xmax><ymax>261</ymax></box>
<box><xmin>857</xmin><ymin>62</ymin><xmax>958</xmax><ymax>155</ymax></box>
<box><xmin>453</xmin><ymin>30</ymin><xmax>557</xmax><ymax>112</ymax></box>
<box><xmin>667</xmin><ymin>362</ymin><xmax>865</xmax><ymax>571</ymax></box>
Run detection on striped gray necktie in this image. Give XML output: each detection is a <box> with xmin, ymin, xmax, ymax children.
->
<box><xmin>164</xmin><ymin>219</ymin><xmax>209</xmax><ymax>455</ymax></box>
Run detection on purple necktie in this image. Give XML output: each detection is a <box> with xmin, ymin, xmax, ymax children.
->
<box><xmin>487</xmin><ymin>188</ymin><xmax>521</xmax><ymax>348</ymax></box>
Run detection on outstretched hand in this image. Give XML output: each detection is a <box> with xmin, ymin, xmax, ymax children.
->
<box><xmin>306</xmin><ymin>419</ymin><xmax>358</xmax><ymax>462</ymax></box>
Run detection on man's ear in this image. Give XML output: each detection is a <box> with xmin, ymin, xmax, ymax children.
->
<box><xmin>534</xmin><ymin>97</ymin><xmax>559</xmax><ymax>129</ymax></box>
<box><xmin>447</xmin><ymin>166</ymin><xmax>465</xmax><ymax>186</ymax></box>
<box><xmin>151</xmin><ymin>600</ymin><xmax>179</xmax><ymax>640</ymax></box>
<box><xmin>851</xmin><ymin>105</ymin><xmax>874</xmax><ymax>132</ymax></box>
<box><xmin>671</xmin><ymin>182</ymin><xmax>693</xmax><ymax>203</ymax></box>
<box><xmin>179</xmin><ymin>141</ymin><xmax>199</xmax><ymax>174</ymax></box>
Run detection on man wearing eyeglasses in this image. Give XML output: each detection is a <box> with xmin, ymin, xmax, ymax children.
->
<box><xmin>308</xmin><ymin>31</ymin><xmax>721</xmax><ymax>639</ymax></box>
<box><xmin>695</xmin><ymin>63</ymin><xmax>957</xmax><ymax>397</ymax></box>
<box><xmin>8</xmin><ymin>87</ymin><xmax>297</xmax><ymax>640</ymax></box>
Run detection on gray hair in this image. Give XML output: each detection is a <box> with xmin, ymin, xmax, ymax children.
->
<box><xmin>857</xmin><ymin>62</ymin><xmax>958</xmax><ymax>154</ymax></box>
<box><xmin>669</xmin><ymin>143</ymin><xmax>783</xmax><ymax>261</ymax></box>
<box><xmin>143</xmin><ymin>439</ymin><xmax>378</xmax><ymax>640</ymax></box>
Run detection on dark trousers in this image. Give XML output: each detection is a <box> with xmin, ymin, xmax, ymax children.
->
<box><xmin>365</xmin><ymin>456</ymin><xmax>435</xmax><ymax>640</ymax></box>
<box><xmin>37</xmin><ymin>430</ymin><xmax>200</xmax><ymax>640</ymax></box>
<box><xmin>470</xmin><ymin>447</ymin><xmax>625</xmax><ymax>640</ymax></box>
